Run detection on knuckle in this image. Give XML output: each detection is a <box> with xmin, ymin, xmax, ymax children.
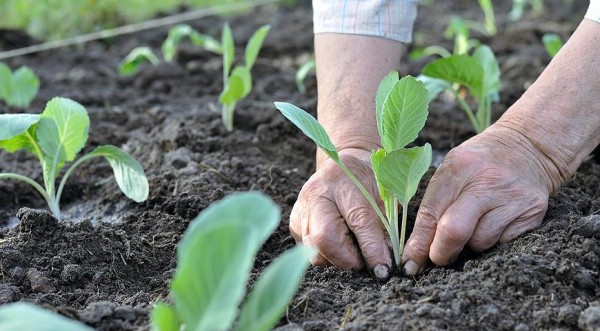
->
<box><xmin>437</xmin><ymin>221</ymin><xmax>469</xmax><ymax>246</ymax></box>
<box><xmin>345</xmin><ymin>206</ymin><xmax>376</xmax><ymax>231</ymax></box>
<box><xmin>415</xmin><ymin>206</ymin><xmax>440</xmax><ymax>231</ymax></box>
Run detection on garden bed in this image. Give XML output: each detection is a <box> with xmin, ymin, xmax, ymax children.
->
<box><xmin>0</xmin><ymin>0</ymin><xmax>599</xmax><ymax>330</ymax></box>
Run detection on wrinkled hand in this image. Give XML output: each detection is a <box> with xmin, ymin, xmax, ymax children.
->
<box><xmin>401</xmin><ymin>125</ymin><xmax>555</xmax><ymax>275</ymax></box>
<box><xmin>289</xmin><ymin>148</ymin><xmax>393</xmax><ymax>278</ymax></box>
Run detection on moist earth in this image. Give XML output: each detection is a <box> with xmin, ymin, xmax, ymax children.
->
<box><xmin>0</xmin><ymin>0</ymin><xmax>599</xmax><ymax>330</ymax></box>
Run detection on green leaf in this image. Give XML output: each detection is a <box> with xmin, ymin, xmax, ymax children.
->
<box><xmin>37</xmin><ymin>97</ymin><xmax>90</xmax><ymax>168</ymax></box>
<box><xmin>118</xmin><ymin>47</ymin><xmax>160</xmax><ymax>76</ymax></box>
<box><xmin>0</xmin><ymin>302</ymin><xmax>93</xmax><ymax>331</ymax></box>
<box><xmin>295</xmin><ymin>59</ymin><xmax>316</xmax><ymax>94</ymax></box>
<box><xmin>416</xmin><ymin>74</ymin><xmax>452</xmax><ymax>102</ymax></box>
<box><xmin>151</xmin><ymin>303</ymin><xmax>180</xmax><ymax>331</ymax></box>
<box><xmin>84</xmin><ymin>145</ymin><xmax>149</xmax><ymax>202</ymax></box>
<box><xmin>0</xmin><ymin>62</ymin><xmax>11</xmax><ymax>101</ymax></box>
<box><xmin>190</xmin><ymin>31</ymin><xmax>223</xmax><ymax>55</ymax></box>
<box><xmin>370</xmin><ymin>148</ymin><xmax>389</xmax><ymax>201</ymax></box>
<box><xmin>9</xmin><ymin>66</ymin><xmax>40</xmax><ymax>108</ymax></box>
<box><xmin>0</xmin><ymin>113</ymin><xmax>40</xmax><ymax>140</ymax></box>
<box><xmin>244</xmin><ymin>25</ymin><xmax>270</xmax><ymax>69</ymax></box>
<box><xmin>381</xmin><ymin>75</ymin><xmax>430</xmax><ymax>152</ymax></box>
<box><xmin>162</xmin><ymin>24</ymin><xmax>193</xmax><ymax>62</ymax></box>
<box><xmin>0</xmin><ymin>63</ymin><xmax>40</xmax><ymax>108</ymax></box>
<box><xmin>422</xmin><ymin>55</ymin><xmax>484</xmax><ymax>99</ymax></box>
<box><xmin>274</xmin><ymin>102</ymin><xmax>339</xmax><ymax>160</ymax></box>
<box><xmin>222</xmin><ymin>23</ymin><xmax>235</xmax><ymax>79</ymax></box>
<box><xmin>375</xmin><ymin>71</ymin><xmax>399</xmax><ymax>141</ymax></box>
<box><xmin>375</xmin><ymin>144</ymin><xmax>432</xmax><ymax>206</ymax></box>
<box><xmin>234</xmin><ymin>245</ymin><xmax>315</xmax><ymax>331</ymax></box>
<box><xmin>219</xmin><ymin>66</ymin><xmax>251</xmax><ymax>105</ymax></box>
<box><xmin>542</xmin><ymin>33</ymin><xmax>564</xmax><ymax>58</ymax></box>
<box><xmin>0</xmin><ymin>124</ymin><xmax>40</xmax><ymax>154</ymax></box>
<box><xmin>472</xmin><ymin>45</ymin><xmax>501</xmax><ymax>99</ymax></box>
<box><xmin>171</xmin><ymin>192</ymin><xmax>280</xmax><ymax>331</ymax></box>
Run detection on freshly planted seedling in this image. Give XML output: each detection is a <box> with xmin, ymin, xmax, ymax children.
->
<box><xmin>275</xmin><ymin>73</ymin><xmax>432</xmax><ymax>267</ymax></box>
<box><xmin>151</xmin><ymin>192</ymin><xmax>314</xmax><ymax>331</ymax></box>
<box><xmin>0</xmin><ymin>192</ymin><xmax>313</xmax><ymax>331</ymax></box>
<box><xmin>410</xmin><ymin>16</ymin><xmax>482</xmax><ymax>60</ymax></box>
<box><xmin>118</xmin><ymin>23</ymin><xmax>270</xmax><ymax>131</ymax></box>
<box><xmin>542</xmin><ymin>33</ymin><xmax>564</xmax><ymax>58</ymax></box>
<box><xmin>0</xmin><ymin>97</ymin><xmax>149</xmax><ymax>220</ymax></box>
<box><xmin>295</xmin><ymin>59</ymin><xmax>316</xmax><ymax>94</ymax></box>
<box><xmin>0</xmin><ymin>62</ymin><xmax>40</xmax><ymax>108</ymax></box>
<box><xmin>419</xmin><ymin>44</ymin><xmax>501</xmax><ymax>134</ymax></box>
<box><xmin>219</xmin><ymin>23</ymin><xmax>270</xmax><ymax>131</ymax></box>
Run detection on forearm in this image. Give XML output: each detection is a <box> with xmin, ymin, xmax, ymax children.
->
<box><xmin>314</xmin><ymin>34</ymin><xmax>404</xmax><ymax>168</ymax></box>
<box><xmin>491</xmin><ymin>19</ymin><xmax>600</xmax><ymax>193</ymax></box>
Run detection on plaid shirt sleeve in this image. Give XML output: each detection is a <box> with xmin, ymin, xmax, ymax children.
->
<box><xmin>312</xmin><ymin>0</ymin><xmax>419</xmax><ymax>43</ymax></box>
<box><xmin>585</xmin><ymin>0</ymin><xmax>600</xmax><ymax>22</ymax></box>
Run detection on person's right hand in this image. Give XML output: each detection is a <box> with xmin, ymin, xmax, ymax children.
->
<box><xmin>289</xmin><ymin>148</ymin><xmax>393</xmax><ymax>279</ymax></box>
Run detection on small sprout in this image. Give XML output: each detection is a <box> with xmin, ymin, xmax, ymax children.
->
<box><xmin>118</xmin><ymin>47</ymin><xmax>160</xmax><ymax>76</ymax></box>
<box><xmin>219</xmin><ymin>24</ymin><xmax>270</xmax><ymax>131</ymax></box>
<box><xmin>420</xmin><ymin>44</ymin><xmax>501</xmax><ymax>134</ymax></box>
<box><xmin>161</xmin><ymin>24</ymin><xmax>222</xmax><ymax>62</ymax></box>
<box><xmin>295</xmin><ymin>59</ymin><xmax>316</xmax><ymax>94</ymax></box>
<box><xmin>151</xmin><ymin>192</ymin><xmax>315</xmax><ymax>331</ymax></box>
<box><xmin>509</xmin><ymin>0</ymin><xmax>545</xmax><ymax>21</ymax></box>
<box><xmin>0</xmin><ymin>97</ymin><xmax>149</xmax><ymax>220</ymax></box>
<box><xmin>0</xmin><ymin>62</ymin><xmax>40</xmax><ymax>108</ymax></box>
<box><xmin>478</xmin><ymin>0</ymin><xmax>496</xmax><ymax>36</ymax></box>
<box><xmin>275</xmin><ymin>73</ymin><xmax>432</xmax><ymax>267</ymax></box>
<box><xmin>542</xmin><ymin>33</ymin><xmax>564</xmax><ymax>58</ymax></box>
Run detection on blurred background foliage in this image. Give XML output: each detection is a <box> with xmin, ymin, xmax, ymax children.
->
<box><xmin>0</xmin><ymin>0</ymin><xmax>260</xmax><ymax>41</ymax></box>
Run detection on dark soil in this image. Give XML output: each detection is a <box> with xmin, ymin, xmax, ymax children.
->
<box><xmin>1</xmin><ymin>1</ymin><xmax>599</xmax><ymax>330</ymax></box>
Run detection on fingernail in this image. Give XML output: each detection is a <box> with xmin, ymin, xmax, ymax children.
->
<box><xmin>403</xmin><ymin>260</ymin><xmax>419</xmax><ymax>276</ymax></box>
<box><xmin>373</xmin><ymin>264</ymin><xmax>389</xmax><ymax>279</ymax></box>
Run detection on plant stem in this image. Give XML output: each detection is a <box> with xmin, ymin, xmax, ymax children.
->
<box><xmin>335</xmin><ymin>160</ymin><xmax>390</xmax><ymax>235</ymax></box>
<box><xmin>452</xmin><ymin>90</ymin><xmax>481</xmax><ymax>133</ymax></box>
<box><xmin>399</xmin><ymin>203</ymin><xmax>408</xmax><ymax>262</ymax></box>
<box><xmin>222</xmin><ymin>103</ymin><xmax>235</xmax><ymax>131</ymax></box>
<box><xmin>0</xmin><ymin>173</ymin><xmax>55</xmax><ymax>217</ymax></box>
<box><xmin>386</xmin><ymin>196</ymin><xmax>400</xmax><ymax>266</ymax></box>
<box><xmin>55</xmin><ymin>153</ymin><xmax>97</xmax><ymax>209</ymax></box>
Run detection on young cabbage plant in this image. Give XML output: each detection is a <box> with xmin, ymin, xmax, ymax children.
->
<box><xmin>275</xmin><ymin>73</ymin><xmax>432</xmax><ymax>267</ymax></box>
<box><xmin>295</xmin><ymin>59</ymin><xmax>316</xmax><ymax>94</ymax></box>
<box><xmin>0</xmin><ymin>62</ymin><xmax>40</xmax><ymax>108</ymax></box>
<box><xmin>118</xmin><ymin>24</ymin><xmax>222</xmax><ymax>76</ymax></box>
<box><xmin>542</xmin><ymin>33</ymin><xmax>564</xmax><ymax>58</ymax></box>
<box><xmin>0</xmin><ymin>97</ymin><xmax>149</xmax><ymax>220</ymax></box>
<box><xmin>0</xmin><ymin>192</ymin><xmax>312</xmax><ymax>331</ymax></box>
<box><xmin>410</xmin><ymin>16</ymin><xmax>482</xmax><ymax>61</ymax></box>
<box><xmin>219</xmin><ymin>24</ymin><xmax>270</xmax><ymax>131</ymax></box>
<box><xmin>419</xmin><ymin>44</ymin><xmax>501</xmax><ymax>134</ymax></box>
<box><xmin>151</xmin><ymin>192</ymin><xmax>315</xmax><ymax>331</ymax></box>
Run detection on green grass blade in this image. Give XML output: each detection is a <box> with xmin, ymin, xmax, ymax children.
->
<box><xmin>381</xmin><ymin>76</ymin><xmax>430</xmax><ymax>152</ymax></box>
<box><xmin>234</xmin><ymin>245</ymin><xmax>315</xmax><ymax>331</ymax></box>
<box><xmin>274</xmin><ymin>102</ymin><xmax>339</xmax><ymax>160</ymax></box>
<box><xmin>0</xmin><ymin>302</ymin><xmax>93</xmax><ymax>331</ymax></box>
<box><xmin>244</xmin><ymin>24</ymin><xmax>270</xmax><ymax>69</ymax></box>
<box><xmin>375</xmin><ymin>144</ymin><xmax>432</xmax><ymax>206</ymax></box>
<box><xmin>118</xmin><ymin>47</ymin><xmax>160</xmax><ymax>76</ymax></box>
<box><xmin>171</xmin><ymin>192</ymin><xmax>280</xmax><ymax>331</ymax></box>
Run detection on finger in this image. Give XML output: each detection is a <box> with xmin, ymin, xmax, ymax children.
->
<box><xmin>401</xmin><ymin>171</ymin><xmax>460</xmax><ymax>275</ymax></box>
<box><xmin>466</xmin><ymin>207</ymin><xmax>510</xmax><ymax>252</ymax></box>
<box><xmin>305</xmin><ymin>196</ymin><xmax>365</xmax><ymax>270</ymax></box>
<box><xmin>499</xmin><ymin>199</ymin><xmax>547</xmax><ymax>243</ymax></box>
<box><xmin>429</xmin><ymin>194</ymin><xmax>487</xmax><ymax>266</ymax></box>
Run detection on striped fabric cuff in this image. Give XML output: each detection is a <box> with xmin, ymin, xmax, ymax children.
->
<box><xmin>313</xmin><ymin>0</ymin><xmax>419</xmax><ymax>43</ymax></box>
<box><xmin>585</xmin><ymin>0</ymin><xmax>600</xmax><ymax>22</ymax></box>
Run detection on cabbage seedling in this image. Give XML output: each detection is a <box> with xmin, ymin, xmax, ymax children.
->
<box><xmin>0</xmin><ymin>62</ymin><xmax>40</xmax><ymax>108</ymax></box>
<box><xmin>219</xmin><ymin>24</ymin><xmax>270</xmax><ymax>131</ymax></box>
<box><xmin>275</xmin><ymin>73</ymin><xmax>432</xmax><ymax>268</ymax></box>
<box><xmin>419</xmin><ymin>44</ymin><xmax>501</xmax><ymax>134</ymax></box>
<box><xmin>0</xmin><ymin>192</ymin><xmax>313</xmax><ymax>331</ymax></box>
<box><xmin>151</xmin><ymin>192</ymin><xmax>314</xmax><ymax>331</ymax></box>
<box><xmin>0</xmin><ymin>97</ymin><xmax>149</xmax><ymax>220</ymax></box>
<box><xmin>118</xmin><ymin>47</ymin><xmax>160</xmax><ymax>76</ymax></box>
